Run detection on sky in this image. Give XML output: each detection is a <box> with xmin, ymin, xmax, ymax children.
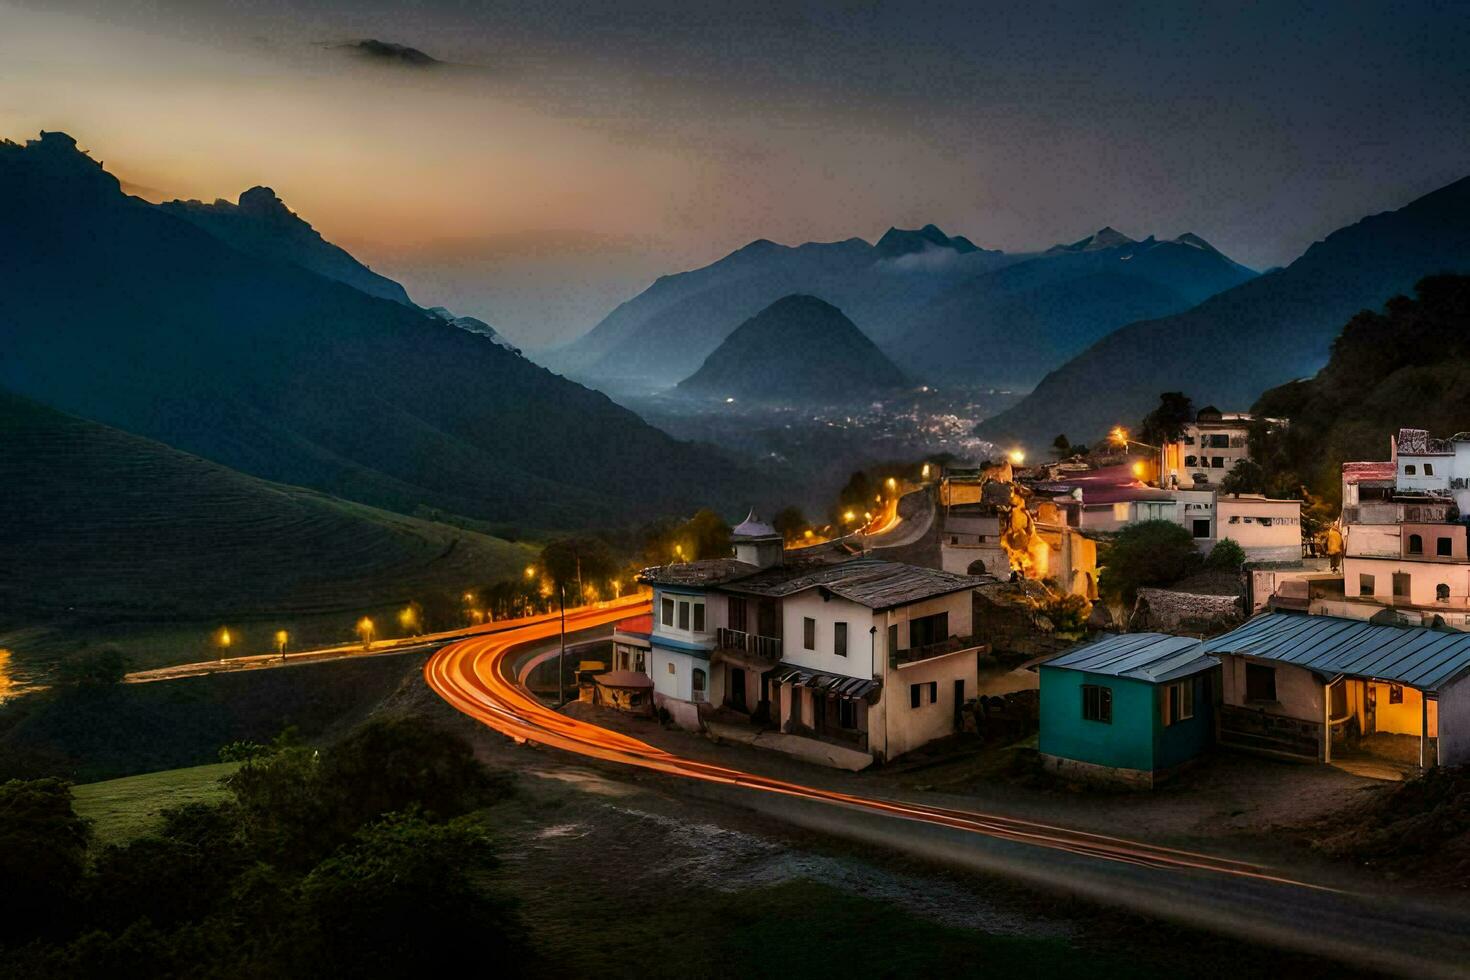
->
<box><xmin>2</xmin><ymin>1</ymin><xmax>1468</xmax><ymax>348</ymax></box>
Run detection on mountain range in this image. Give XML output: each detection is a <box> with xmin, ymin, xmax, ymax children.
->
<box><xmin>543</xmin><ymin>221</ymin><xmax>1255</xmax><ymax>392</ymax></box>
<box><xmin>0</xmin><ymin>132</ymin><xmax>757</xmax><ymax>531</ymax></box>
<box><xmin>677</xmin><ymin>294</ymin><xmax>908</xmax><ymax>403</ymax></box>
<box><xmin>976</xmin><ymin>175</ymin><xmax>1470</xmax><ymax>450</ymax></box>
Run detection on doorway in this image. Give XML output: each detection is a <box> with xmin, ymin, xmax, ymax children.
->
<box><xmin>730</xmin><ymin>667</ymin><xmax>747</xmax><ymax>711</ymax></box>
<box><xmin>953</xmin><ymin>679</ymin><xmax>966</xmax><ymax>731</ymax></box>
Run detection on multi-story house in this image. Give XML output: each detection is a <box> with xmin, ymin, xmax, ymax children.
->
<box><xmin>1159</xmin><ymin>409</ymin><xmax>1286</xmax><ymax>489</ymax></box>
<box><xmin>638</xmin><ymin>513</ymin><xmax>988</xmax><ymax>763</ymax></box>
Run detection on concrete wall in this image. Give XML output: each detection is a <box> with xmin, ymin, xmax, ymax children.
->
<box><xmin>1439</xmin><ymin>676</ymin><xmax>1470</xmax><ymax>765</ymax></box>
<box><xmin>881</xmin><ymin>646</ymin><xmax>975</xmax><ymax>759</ymax></box>
<box><xmin>1217</xmin><ymin>497</ymin><xmax>1301</xmax><ymax>560</ymax></box>
<box><xmin>1345</xmin><ymin>556</ymin><xmax>1470</xmax><ymax>607</ymax></box>
<box><xmin>779</xmin><ymin>592</ymin><xmax>878</xmax><ymax>680</ymax></box>
<box><xmin>1220</xmin><ymin>655</ymin><xmax>1323</xmax><ymax>723</ymax></box>
<box><xmin>650</xmin><ymin>645</ymin><xmax>716</xmax><ymax>705</ymax></box>
<box><xmin>1346</xmin><ymin>524</ymin><xmax>1402</xmax><ymax>559</ymax></box>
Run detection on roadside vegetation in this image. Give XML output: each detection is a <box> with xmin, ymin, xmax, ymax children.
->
<box><xmin>0</xmin><ymin>716</ymin><xmax>528</xmax><ymax>978</ymax></box>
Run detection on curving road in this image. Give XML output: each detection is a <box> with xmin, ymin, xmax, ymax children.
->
<box><xmin>425</xmin><ymin>598</ymin><xmax>1470</xmax><ymax>977</ymax></box>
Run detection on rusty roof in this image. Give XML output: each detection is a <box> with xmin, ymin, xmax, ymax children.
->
<box><xmin>637</xmin><ymin>558</ymin><xmax>758</xmax><ymax>588</ymax></box>
<box><xmin>1342</xmin><ymin>460</ymin><xmax>1396</xmax><ymax>483</ymax></box>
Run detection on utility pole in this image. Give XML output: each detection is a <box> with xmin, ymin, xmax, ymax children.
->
<box><xmin>576</xmin><ymin>554</ymin><xmax>584</xmax><ymax>606</ymax></box>
<box><xmin>558</xmin><ymin>583</ymin><xmax>568</xmax><ymax>706</ymax></box>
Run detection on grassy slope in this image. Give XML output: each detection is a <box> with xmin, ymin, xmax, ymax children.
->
<box><xmin>0</xmin><ymin>390</ymin><xmax>531</xmax><ymax>667</ymax></box>
<box><xmin>73</xmin><ymin>761</ymin><xmax>239</xmax><ymax>847</ymax></box>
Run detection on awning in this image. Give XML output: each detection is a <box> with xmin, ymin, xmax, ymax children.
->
<box><xmin>773</xmin><ymin>665</ymin><xmax>880</xmax><ymax>703</ymax></box>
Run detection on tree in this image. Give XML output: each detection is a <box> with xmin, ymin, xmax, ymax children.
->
<box><xmin>1206</xmin><ymin>537</ymin><xmax>1247</xmax><ymax>571</ymax></box>
<box><xmin>539</xmin><ymin>536</ymin><xmax>617</xmax><ymax>590</ymax></box>
<box><xmin>676</xmin><ymin>508</ymin><xmax>732</xmax><ymax>560</ymax></box>
<box><xmin>0</xmin><ymin>778</ymin><xmax>91</xmax><ymax>943</ymax></box>
<box><xmin>1139</xmin><ymin>392</ymin><xmax>1194</xmax><ymax>446</ymax></box>
<box><xmin>54</xmin><ymin>648</ymin><xmax>130</xmax><ymax>686</ymax></box>
<box><xmin>1051</xmin><ymin>434</ymin><xmax>1072</xmax><ymax>459</ymax></box>
<box><xmin>771</xmin><ymin>506</ymin><xmax>810</xmax><ymax>542</ymax></box>
<box><xmin>1097</xmin><ymin>520</ymin><xmax>1202</xmax><ymax>605</ymax></box>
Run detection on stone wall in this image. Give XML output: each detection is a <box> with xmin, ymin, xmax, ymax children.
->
<box><xmin>1219</xmin><ymin>704</ymin><xmax>1321</xmax><ymax>758</ymax></box>
<box><xmin>1131</xmin><ymin>588</ymin><xmax>1243</xmax><ymax>636</ymax></box>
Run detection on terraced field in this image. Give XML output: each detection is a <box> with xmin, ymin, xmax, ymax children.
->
<box><xmin>0</xmin><ymin>391</ymin><xmax>530</xmax><ymax>648</ymax></box>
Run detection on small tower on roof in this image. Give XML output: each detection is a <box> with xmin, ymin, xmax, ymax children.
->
<box><xmin>731</xmin><ymin>509</ymin><xmax>783</xmax><ymax>569</ymax></box>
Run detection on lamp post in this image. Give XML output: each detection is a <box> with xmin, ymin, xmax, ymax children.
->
<box><xmin>275</xmin><ymin>629</ymin><xmax>288</xmax><ymax>661</ymax></box>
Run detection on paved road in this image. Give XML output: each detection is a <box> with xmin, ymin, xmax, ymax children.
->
<box><xmin>425</xmin><ymin>599</ymin><xmax>1470</xmax><ymax>978</ymax></box>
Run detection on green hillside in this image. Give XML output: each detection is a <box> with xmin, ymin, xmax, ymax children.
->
<box><xmin>0</xmin><ymin>391</ymin><xmax>529</xmax><ymax>662</ymax></box>
<box><xmin>1242</xmin><ymin>276</ymin><xmax>1470</xmax><ymax>504</ymax></box>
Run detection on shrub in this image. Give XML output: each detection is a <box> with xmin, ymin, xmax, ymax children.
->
<box><xmin>1206</xmin><ymin>537</ymin><xmax>1247</xmax><ymax>571</ymax></box>
<box><xmin>1097</xmin><ymin>520</ymin><xmax>1202</xmax><ymax>605</ymax></box>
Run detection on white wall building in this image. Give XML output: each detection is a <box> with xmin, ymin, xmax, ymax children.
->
<box><xmin>1160</xmin><ymin>410</ymin><xmax>1285</xmax><ymax>489</ymax></box>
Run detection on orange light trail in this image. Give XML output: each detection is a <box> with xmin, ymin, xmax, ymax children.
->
<box><xmin>424</xmin><ymin>597</ymin><xmax>1333</xmax><ymax>891</ymax></box>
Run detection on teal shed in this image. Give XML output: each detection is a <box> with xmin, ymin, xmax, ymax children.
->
<box><xmin>1039</xmin><ymin>633</ymin><xmax>1218</xmax><ymax>788</ymax></box>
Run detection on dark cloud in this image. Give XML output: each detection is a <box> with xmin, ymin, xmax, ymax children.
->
<box><xmin>336</xmin><ymin>38</ymin><xmax>441</xmax><ymax>68</ymax></box>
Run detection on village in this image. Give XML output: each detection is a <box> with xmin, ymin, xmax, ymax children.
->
<box><xmin>568</xmin><ymin>411</ymin><xmax>1470</xmax><ymax>799</ymax></box>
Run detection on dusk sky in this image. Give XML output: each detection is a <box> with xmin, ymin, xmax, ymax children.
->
<box><xmin>3</xmin><ymin>0</ymin><xmax>1468</xmax><ymax>347</ymax></box>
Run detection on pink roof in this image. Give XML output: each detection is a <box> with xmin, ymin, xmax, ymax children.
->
<box><xmin>1040</xmin><ymin>463</ymin><xmax>1175</xmax><ymax>505</ymax></box>
<box><xmin>614</xmin><ymin>614</ymin><xmax>653</xmax><ymax>637</ymax></box>
<box><xmin>1342</xmin><ymin>461</ymin><xmax>1396</xmax><ymax>483</ymax></box>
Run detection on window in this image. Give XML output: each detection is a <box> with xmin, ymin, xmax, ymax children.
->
<box><xmin>660</xmin><ymin>596</ymin><xmax>675</xmax><ymax>627</ymax></box>
<box><xmin>911</xmin><ymin>681</ymin><xmax>937</xmax><ymax>708</ymax></box>
<box><xmin>928</xmin><ymin>681</ymin><xmax>937</xmax><ymax>703</ymax></box>
<box><xmin>1192</xmin><ymin>519</ymin><xmax>1211</xmax><ymax>538</ymax></box>
<box><xmin>1389</xmin><ymin>683</ymin><xmax>1404</xmax><ymax>705</ymax></box>
<box><xmin>692</xmin><ymin>602</ymin><xmax>705</xmax><ymax>633</ymax></box>
<box><xmin>1245</xmin><ymin>662</ymin><xmax>1276</xmax><ymax>702</ymax></box>
<box><xmin>1162</xmin><ymin>680</ymin><xmax>1195</xmax><ymax>726</ymax></box>
<box><xmin>1394</xmin><ymin>572</ymin><xmax>1410</xmax><ymax>598</ymax></box>
<box><xmin>838</xmin><ymin>699</ymin><xmax>857</xmax><ymax>729</ymax></box>
<box><xmin>1409</xmin><ymin>534</ymin><xmax>1424</xmax><ymax>555</ymax></box>
<box><xmin>910</xmin><ymin>683</ymin><xmax>922</xmax><ymax>708</ymax></box>
<box><xmin>1438</xmin><ymin>537</ymin><xmax>1453</xmax><ymax>557</ymax></box>
<box><xmin>909</xmin><ymin>611</ymin><xmax>949</xmax><ymax>648</ymax></box>
<box><xmin>1184</xmin><ymin>455</ymin><xmax>1198</xmax><ymax>467</ymax></box>
<box><xmin>1081</xmin><ymin>684</ymin><xmax>1112</xmax><ymax>723</ymax></box>
<box><xmin>678</xmin><ymin>600</ymin><xmax>690</xmax><ymax>630</ymax></box>
<box><xmin>1228</xmin><ymin>515</ymin><xmax>1240</xmax><ymax>525</ymax></box>
<box><xmin>692</xmin><ymin>668</ymin><xmax>707</xmax><ymax>703</ymax></box>
<box><xmin>1359</xmin><ymin>573</ymin><xmax>1375</xmax><ymax>596</ymax></box>
<box><xmin>834</xmin><ymin>622</ymin><xmax>848</xmax><ymax>658</ymax></box>
<box><xmin>1425</xmin><ymin>464</ymin><xmax>1435</xmax><ymax>476</ymax></box>
<box><xmin>728</xmin><ymin>597</ymin><xmax>747</xmax><ymax>631</ymax></box>
<box><xmin>1212</xmin><ymin>456</ymin><xmax>1225</xmax><ymax>468</ymax></box>
<box><xmin>1405</xmin><ymin>465</ymin><xmax>1417</xmax><ymax>475</ymax></box>
<box><xmin>1209</xmin><ymin>434</ymin><xmax>1230</xmax><ymax>448</ymax></box>
<box><xmin>1438</xmin><ymin>583</ymin><xmax>1451</xmax><ymax>603</ymax></box>
<box><xmin>803</xmin><ymin>617</ymin><xmax>816</xmax><ymax>650</ymax></box>
<box><xmin>667</xmin><ymin>662</ymin><xmax>675</xmax><ymax>675</ymax></box>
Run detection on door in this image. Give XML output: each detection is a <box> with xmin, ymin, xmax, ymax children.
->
<box><xmin>1393</xmin><ymin>572</ymin><xmax>1411</xmax><ymax>600</ymax></box>
<box><xmin>953</xmin><ymin>679</ymin><xmax>966</xmax><ymax>731</ymax></box>
<box><xmin>730</xmin><ymin>667</ymin><xmax>747</xmax><ymax>711</ymax></box>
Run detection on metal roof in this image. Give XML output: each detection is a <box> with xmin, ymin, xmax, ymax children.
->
<box><xmin>724</xmin><ymin>558</ymin><xmax>985</xmax><ymax>609</ymax></box>
<box><xmin>1044</xmin><ymin>633</ymin><xmax>1217</xmax><ymax>684</ymax></box>
<box><xmin>773</xmin><ymin>664</ymin><xmax>881</xmax><ymax>702</ymax></box>
<box><xmin>1201</xmin><ymin>613</ymin><xmax>1470</xmax><ymax>693</ymax></box>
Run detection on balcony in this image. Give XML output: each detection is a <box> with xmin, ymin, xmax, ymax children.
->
<box><xmin>891</xmin><ymin>634</ymin><xmax>989</xmax><ymax>668</ymax></box>
<box><xmin>715</xmin><ymin>627</ymin><xmax>782</xmax><ymax>664</ymax></box>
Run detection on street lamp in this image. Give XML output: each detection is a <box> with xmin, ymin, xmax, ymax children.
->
<box><xmin>275</xmin><ymin>629</ymin><xmax>288</xmax><ymax>661</ymax></box>
<box><xmin>398</xmin><ymin>605</ymin><xmax>419</xmax><ymax>636</ymax></box>
<box><xmin>1007</xmin><ymin>448</ymin><xmax>1025</xmax><ymax>466</ymax></box>
<box><xmin>557</xmin><ymin>583</ymin><xmax>568</xmax><ymax>707</ymax></box>
<box><xmin>216</xmin><ymin>627</ymin><xmax>232</xmax><ymax>662</ymax></box>
<box><xmin>356</xmin><ymin>617</ymin><xmax>375</xmax><ymax>651</ymax></box>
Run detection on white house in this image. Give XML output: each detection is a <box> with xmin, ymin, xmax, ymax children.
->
<box><xmin>637</xmin><ymin>513</ymin><xmax>988</xmax><ymax>763</ymax></box>
<box><xmin>1159</xmin><ymin>409</ymin><xmax>1286</xmax><ymax>489</ymax></box>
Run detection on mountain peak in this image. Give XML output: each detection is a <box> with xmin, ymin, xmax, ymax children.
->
<box><xmin>876</xmin><ymin>223</ymin><xmax>980</xmax><ymax>258</ymax></box>
<box><xmin>1048</xmin><ymin>226</ymin><xmax>1139</xmax><ymax>253</ymax></box>
<box><xmin>1171</xmin><ymin>232</ymin><xmax>1220</xmax><ymax>253</ymax></box>
<box><xmin>237</xmin><ymin>185</ymin><xmax>294</xmax><ymax>220</ymax></box>
<box><xmin>0</xmin><ymin>130</ymin><xmax>122</xmax><ymax>201</ymax></box>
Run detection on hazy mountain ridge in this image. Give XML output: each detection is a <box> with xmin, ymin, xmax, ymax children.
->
<box><xmin>976</xmin><ymin>175</ymin><xmax>1470</xmax><ymax>449</ymax></box>
<box><xmin>160</xmin><ymin>186</ymin><xmax>414</xmax><ymax>305</ymax></box>
<box><xmin>0</xmin><ymin>131</ymin><xmax>758</xmax><ymax>530</ymax></box>
<box><xmin>544</xmin><ymin>226</ymin><xmax>1007</xmax><ymax>388</ymax></box>
<box><xmin>890</xmin><ymin>231</ymin><xmax>1256</xmax><ymax>384</ymax></box>
<box><xmin>677</xmin><ymin>294</ymin><xmax>908</xmax><ymax>403</ymax></box>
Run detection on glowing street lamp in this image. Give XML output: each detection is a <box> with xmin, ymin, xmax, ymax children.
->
<box><xmin>216</xmin><ymin>627</ymin><xmax>232</xmax><ymax>661</ymax></box>
<box><xmin>885</xmin><ymin>477</ymin><xmax>897</xmax><ymax>493</ymax></box>
<box><xmin>356</xmin><ymin>616</ymin><xmax>376</xmax><ymax>651</ymax></box>
<box><xmin>843</xmin><ymin>510</ymin><xmax>856</xmax><ymax>524</ymax></box>
<box><xmin>398</xmin><ymin>605</ymin><xmax>420</xmax><ymax>635</ymax></box>
<box><xmin>1110</xmin><ymin>426</ymin><xmax>1129</xmax><ymax>447</ymax></box>
<box><xmin>921</xmin><ymin>463</ymin><xmax>931</xmax><ymax>480</ymax></box>
<box><xmin>275</xmin><ymin>629</ymin><xmax>289</xmax><ymax>660</ymax></box>
<box><xmin>524</xmin><ymin>565</ymin><xmax>536</xmax><ymax>580</ymax></box>
<box><xmin>1007</xmin><ymin>449</ymin><xmax>1025</xmax><ymax>466</ymax></box>
<box><xmin>1131</xmin><ymin>461</ymin><xmax>1146</xmax><ymax>479</ymax></box>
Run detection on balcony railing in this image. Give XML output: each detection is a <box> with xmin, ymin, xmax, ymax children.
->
<box><xmin>715</xmin><ymin>627</ymin><xmax>782</xmax><ymax>662</ymax></box>
<box><xmin>891</xmin><ymin>635</ymin><xmax>988</xmax><ymax>667</ymax></box>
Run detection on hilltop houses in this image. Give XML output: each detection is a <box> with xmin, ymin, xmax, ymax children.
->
<box><xmin>1159</xmin><ymin>409</ymin><xmax>1286</xmax><ymax>489</ymax></box>
<box><xmin>637</xmin><ymin>513</ymin><xmax>989</xmax><ymax>764</ymax></box>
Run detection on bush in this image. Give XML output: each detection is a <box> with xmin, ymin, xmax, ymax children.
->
<box><xmin>1097</xmin><ymin>520</ymin><xmax>1202</xmax><ymax>605</ymax></box>
<box><xmin>0</xmin><ymin>778</ymin><xmax>91</xmax><ymax>943</ymax></box>
<box><xmin>1206</xmin><ymin>537</ymin><xmax>1247</xmax><ymax>571</ymax></box>
<box><xmin>54</xmin><ymin>649</ymin><xmax>130</xmax><ymax>686</ymax></box>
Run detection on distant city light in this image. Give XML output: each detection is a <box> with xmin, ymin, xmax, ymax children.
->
<box><xmin>725</xmin><ymin>396</ymin><xmax>736</xmax><ymax>403</ymax></box>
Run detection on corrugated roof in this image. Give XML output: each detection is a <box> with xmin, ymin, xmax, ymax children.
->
<box><xmin>1201</xmin><ymin>613</ymin><xmax>1470</xmax><ymax>692</ymax></box>
<box><xmin>773</xmin><ymin>664</ymin><xmax>880</xmax><ymax>702</ymax></box>
<box><xmin>1044</xmin><ymin>632</ymin><xmax>1217</xmax><ymax>684</ymax></box>
<box><xmin>725</xmin><ymin>558</ymin><xmax>985</xmax><ymax>609</ymax></box>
